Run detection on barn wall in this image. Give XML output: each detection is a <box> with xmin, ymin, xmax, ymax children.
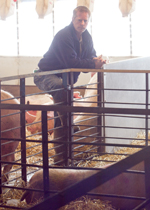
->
<box><xmin>0</xmin><ymin>56</ymin><xmax>40</xmax><ymax>85</ymax></box>
<box><xmin>104</xmin><ymin>56</ymin><xmax>150</xmax><ymax>152</ymax></box>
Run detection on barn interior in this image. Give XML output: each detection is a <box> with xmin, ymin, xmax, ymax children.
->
<box><xmin>0</xmin><ymin>0</ymin><xmax>150</xmax><ymax>210</ymax></box>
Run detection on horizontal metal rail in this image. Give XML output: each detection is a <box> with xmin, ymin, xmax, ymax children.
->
<box><xmin>0</xmin><ymin>103</ymin><xmax>150</xmax><ymax>115</ymax></box>
<box><xmin>1</xmin><ymin>68</ymin><xmax>150</xmax><ymax>82</ymax></box>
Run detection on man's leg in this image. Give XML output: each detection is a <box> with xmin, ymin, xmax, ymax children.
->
<box><xmin>34</xmin><ymin>74</ymin><xmax>68</xmax><ymax>164</ymax></box>
<box><xmin>34</xmin><ymin>74</ymin><xmax>79</xmax><ymax>165</ymax></box>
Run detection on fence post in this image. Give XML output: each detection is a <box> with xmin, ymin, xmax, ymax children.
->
<box><xmin>97</xmin><ymin>72</ymin><xmax>105</xmax><ymax>153</ymax></box>
<box><xmin>144</xmin><ymin>156</ymin><xmax>150</xmax><ymax>209</ymax></box>
<box><xmin>62</xmin><ymin>73</ymin><xmax>70</xmax><ymax>166</ymax></box>
<box><xmin>68</xmin><ymin>72</ymin><xmax>74</xmax><ymax>166</ymax></box>
<box><xmin>42</xmin><ymin>111</ymin><xmax>50</xmax><ymax>198</ymax></box>
<box><xmin>144</xmin><ymin>73</ymin><xmax>150</xmax><ymax>209</ymax></box>
<box><xmin>20</xmin><ymin>78</ymin><xmax>27</xmax><ymax>183</ymax></box>
<box><xmin>145</xmin><ymin>73</ymin><xmax>149</xmax><ymax>146</ymax></box>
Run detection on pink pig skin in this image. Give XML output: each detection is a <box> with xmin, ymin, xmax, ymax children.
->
<box><xmin>21</xmin><ymin>162</ymin><xmax>145</xmax><ymax>210</ymax></box>
<box><xmin>1</xmin><ymin>90</ymin><xmax>20</xmax><ymax>182</ymax></box>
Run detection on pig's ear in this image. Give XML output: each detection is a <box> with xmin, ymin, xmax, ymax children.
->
<box><xmin>47</xmin><ymin>111</ymin><xmax>54</xmax><ymax>118</ymax></box>
<box><xmin>45</xmin><ymin>94</ymin><xmax>53</xmax><ymax>101</ymax></box>
<box><xmin>27</xmin><ymin>110</ymin><xmax>37</xmax><ymax>116</ymax></box>
<box><xmin>20</xmin><ymin>190</ymin><xmax>31</xmax><ymax>203</ymax></box>
<box><xmin>21</xmin><ymin>188</ymin><xmax>35</xmax><ymax>204</ymax></box>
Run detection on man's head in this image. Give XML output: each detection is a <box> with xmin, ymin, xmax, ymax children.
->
<box><xmin>72</xmin><ymin>6</ymin><xmax>91</xmax><ymax>37</ymax></box>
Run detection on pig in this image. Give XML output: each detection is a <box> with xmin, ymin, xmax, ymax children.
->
<box><xmin>0</xmin><ymin>90</ymin><xmax>20</xmax><ymax>182</ymax></box>
<box><xmin>73</xmin><ymin>73</ymin><xmax>99</xmax><ymax>154</ymax></box>
<box><xmin>25</xmin><ymin>94</ymin><xmax>53</xmax><ymax>105</ymax></box>
<box><xmin>25</xmin><ymin>94</ymin><xmax>54</xmax><ymax>134</ymax></box>
<box><xmin>20</xmin><ymin>162</ymin><xmax>145</xmax><ymax>210</ymax></box>
<box><xmin>73</xmin><ymin>91</ymin><xmax>82</xmax><ymax>100</ymax></box>
<box><xmin>25</xmin><ymin>110</ymin><xmax>37</xmax><ymax>124</ymax></box>
<box><xmin>26</xmin><ymin>92</ymin><xmax>82</xmax><ymax>134</ymax></box>
<box><xmin>26</xmin><ymin>103</ymin><xmax>54</xmax><ymax>135</ymax></box>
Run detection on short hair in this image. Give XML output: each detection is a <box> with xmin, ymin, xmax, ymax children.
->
<box><xmin>73</xmin><ymin>6</ymin><xmax>91</xmax><ymax>19</ymax></box>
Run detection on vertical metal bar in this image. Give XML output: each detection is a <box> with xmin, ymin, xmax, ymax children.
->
<box><xmin>97</xmin><ymin>72</ymin><xmax>101</xmax><ymax>153</ymax></box>
<box><xmin>42</xmin><ymin>111</ymin><xmax>50</xmax><ymax>198</ymax></box>
<box><xmin>102</xmin><ymin>72</ymin><xmax>106</xmax><ymax>145</ymax></box>
<box><xmin>62</xmin><ymin>73</ymin><xmax>68</xmax><ymax>89</ymax></box>
<box><xmin>145</xmin><ymin>73</ymin><xmax>149</xmax><ymax>146</ymax></box>
<box><xmin>145</xmin><ymin>73</ymin><xmax>150</xmax><ymax>210</ymax></box>
<box><xmin>68</xmin><ymin>72</ymin><xmax>74</xmax><ymax>166</ymax></box>
<box><xmin>97</xmin><ymin>72</ymin><xmax>105</xmax><ymax>153</ymax></box>
<box><xmin>145</xmin><ymin>156</ymin><xmax>150</xmax><ymax>210</ymax></box>
<box><xmin>62</xmin><ymin>72</ymin><xmax>69</xmax><ymax>166</ymax></box>
<box><xmin>20</xmin><ymin>78</ymin><xmax>26</xmax><ymax>183</ymax></box>
<box><xmin>0</xmin><ymin>81</ymin><xmax>2</xmax><ymax>193</ymax></box>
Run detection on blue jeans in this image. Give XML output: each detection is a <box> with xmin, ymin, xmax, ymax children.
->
<box><xmin>34</xmin><ymin>73</ymin><xmax>67</xmax><ymax>127</ymax></box>
<box><xmin>34</xmin><ymin>73</ymin><xmax>64</xmax><ymax>101</ymax></box>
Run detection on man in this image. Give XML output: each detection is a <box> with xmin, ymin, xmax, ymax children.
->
<box><xmin>34</xmin><ymin>6</ymin><xmax>106</xmax><ymax>164</ymax></box>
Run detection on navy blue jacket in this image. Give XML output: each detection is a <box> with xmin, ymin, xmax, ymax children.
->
<box><xmin>38</xmin><ymin>22</ymin><xmax>96</xmax><ymax>83</ymax></box>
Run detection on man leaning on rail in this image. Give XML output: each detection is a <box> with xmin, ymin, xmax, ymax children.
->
<box><xmin>34</xmin><ymin>6</ymin><xmax>106</xmax><ymax>164</ymax></box>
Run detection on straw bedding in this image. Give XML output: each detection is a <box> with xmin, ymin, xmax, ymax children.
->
<box><xmin>0</xmin><ymin>131</ymin><xmax>148</xmax><ymax>210</ymax></box>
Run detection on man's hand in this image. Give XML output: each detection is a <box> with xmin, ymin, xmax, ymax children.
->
<box><xmin>93</xmin><ymin>55</ymin><xmax>107</xmax><ymax>69</ymax></box>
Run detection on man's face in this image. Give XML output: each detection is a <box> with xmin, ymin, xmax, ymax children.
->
<box><xmin>72</xmin><ymin>11</ymin><xmax>89</xmax><ymax>35</ymax></box>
